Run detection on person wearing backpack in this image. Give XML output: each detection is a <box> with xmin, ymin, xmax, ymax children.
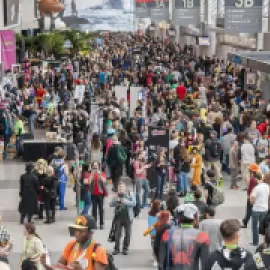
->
<box><xmin>158</xmin><ymin>204</ymin><xmax>210</xmax><ymax>270</ymax></box>
<box><xmin>107</xmin><ymin>136</ymin><xmax>127</xmax><ymax>192</ymax></box>
<box><xmin>207</xmin><ymin>219</ymin><xmax>252</xmax><ymax>269</ymax></box>
<box><xmin>41</xmin><ymin>215</ymin><xmax>110</xmax><ymax>270</ymax></box>
<box><xmin>204</xmin><ymin>130</ymin><xmax>222</xmax><ymax>182</ymax></box>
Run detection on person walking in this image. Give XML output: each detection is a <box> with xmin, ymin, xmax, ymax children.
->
<box><xmin>90</xmin><ymin>133</ymin><xmax>103</xmax><ymax>165</ymax></box>
<box><xmin>155</xmin><ymin>149</ymin><xmax>167</xmax><ymax>200</ymax></box>
<box><xmin>90</xmin><ymin>161</ymin><xmax>107</xmax><ymax>230</ymax></box>
<box><xmin>107</xmin><ymin>136</ymin><xmax>127</xmax><ymax>192</ymax></box>
<box><xmin>221</xmin><ymin>126</ymin><xmax>236</xmax><ymax>174</ymax></box>
<box><xmin>200</xmin><ymin>206</ymin><xmax>222</xmax><ymax>253</ymax></box>
<box><xmin>19</xmin><ymin>163</ymin><xmax>39</xmax><ymax>224</ymax></box>
<box><xmin>109</xmin><ymin>182</ymin><xmax>136</xmax><ymax>255</ymax></box>
<box><xmin>79</xmin><ymin>163</ymin><xmax>92</xmax><ymax>216</ymax></box>
<box><xmin>43</xmin><ymin>166</ymin><xmax>58</xmax><ymax>224</ymax></box>
<box><xmin>207</xmin><ymin>219</ymin><xmax>252</xmax><ymax>269</ymax></box>
<box><xmin>241</xmin><ymin>136</ymin><xmax>256</xmax><ymax>190</ymax></box>
<box><xmin>158</xmin><ymin>204</ymin><xmax>210</xmax><ymax>269</ymax></box>
<box><xmin>250</xmin><ymin>172</ymin><xmax>270</xmax><ymax>246</ymax></box>
<box><xmin>41</xmin><ymin>215</ymin><xmax>108</xmax><ymax>270</ymax></box>
<box><xmin>204</xmin><ymin>130</ymin><xmax>222</xmax><ymax>181</ymax></box>
<box><xmin>190</xmin><ymin>146</ymin><xmax>203</xmax><ymax>186</ymax></box>
<box><xmin>229</xmin><ymin>140</ymin><xmax>239</xmax><ymax>189</ymax></box>
<box><xmin>21</xmin><ymin>223</ymin><xmax>45</xmax><ymax>270</ymax></box>
<box><xmin>134</xmin><ymin>150</ymin><xmax>151</xmax><ymax>208</ymax></box>
<box><xmin>52</xmin><ymin>149</ymin><xmax>69</xmax><ymax>211</ymax></box>
<box><xmin>241</xmin><ymin>163</ymin><xmax>261</xmax><ymax>229</ymax></box>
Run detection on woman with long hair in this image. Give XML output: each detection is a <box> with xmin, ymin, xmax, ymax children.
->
<box><xmin>21</xmin><ymin>223</ymin><xmax>44</xmax><ymax>270</ymax></box>
<box><xmin>34</xmin><ymin>159</ymin><xmax>48</xmax><ymax>220</ymax></box>
<box><xmin>155</xmin><ymin>149</ymin><xmax>167</xmax><ymax>200</ymax></box>
<box><xmin>147</xmin><ymin>200</ymin><xmax>161</xmax><ymax>268</ymax></box>
<box><xmin>79</xmin><ymin>163</ymin><xmax>91</xmax><ymax>215</ymax></box>
<box><xmin>90</xmin><ymin>133</ymin><xmax>102</xmax><ymax>165</ymax></box>
<box><xmin>153</xmin><ymin>210</ymin><xmax>171</xmax><ymax>269</ymax></box>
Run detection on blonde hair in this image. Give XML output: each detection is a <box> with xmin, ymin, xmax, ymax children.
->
<box><xmin>35</xmin><ymin>159</ymin><xmax>48</xmax><ymax>171</ymax></box>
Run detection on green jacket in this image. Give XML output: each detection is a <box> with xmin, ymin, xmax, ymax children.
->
<box><xmin>14</xmin><ymin>120</ymin><xmax>25</xmax><ymax>136</ymax></box>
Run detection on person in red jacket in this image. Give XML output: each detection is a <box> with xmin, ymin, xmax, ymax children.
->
<box><xmin>176</xmin><ymin>81</ymin><xmax>186</xmax><ymax>101</ymax></box>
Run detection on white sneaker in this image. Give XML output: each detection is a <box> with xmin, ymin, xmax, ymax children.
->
<box><xmin>153</xmin><ymin>261</ymin><xmax>158</xmax><ymax>268</ymax></box>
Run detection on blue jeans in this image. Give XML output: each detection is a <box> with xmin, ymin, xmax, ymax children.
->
<box><xmin>252</xmin><ymin>210</ymin><xmax>267</xmax><ymax>245</ymax></box>
<box><xmin>58</xmin><ymin>182</ymin><xmax>66</xmax><ymax>210</ymax></box>
<box><xmin>136</xmin><ymin>179</ymin><xmax>149</xmax><ymax>207</ymax></box>
<box><xmin>81</xmin><ymin>192</ymin><xmax>91</xmax><ymax>215</ymax></box>
<box><xmin>177</xmin><ymin>172</ymin><xmax>189</xmax><ymax>193</ymax></box>
<box><xmin>156</xmin><ymin>174</ymin><xmax>166</xmax><ymax>200</ymax></box>
<box><xmin>28</xmin><ymin>114</ymin><xmax>36</xmax><ymax>135</ymax></box>
<box><xmin>16</xmin><ymin>136</ymin><xmax>22</xmax><ymax>156</ymax></box>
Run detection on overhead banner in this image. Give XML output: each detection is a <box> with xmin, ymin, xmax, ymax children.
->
<box><xmin>62</xmin><ymin>0</ymin><xmax>134</xmax><ymax>32</ymax></box>
<box><xmin>0</xmin><ymin>31</ymin><xmax>16</xmax><ymax>71</ymax></box>
<box><xmin>136</xmin><ymin>0</ymin><xmax>151</xmax><ymax>18</ymax></box>
<box><xmin>174</xmin><ymin>0</ymin><xmax>200</xmax><ymax>26</ymax></box>
<box><xmin>114</xmin><ymin>86</ymin><xmax>128</xmax><ymax>102</ymax></box>
<box><xmin>3</xmin><ymin>0</ymin><xmax>20</xmax><ymax>27</ymax></box>
<box><xmin>151</xmin><ymin>0</ymin><xmax>169</xmax><ymax>22</ymax></box>
<box><xmin>224</xmin><ymin>0</ymin><xmax>263</xmax><ymax>34</ymax></box>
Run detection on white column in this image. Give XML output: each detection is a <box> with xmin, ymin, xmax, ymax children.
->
<box><xmin>200</xmin><ymin>0</ymin><xmax>217</xmax><ymax>57</ymax></box>
<box><xmin>263</xmin><ymin>0</ymin><xmax>270</xmax><ymax>50</ymax></box>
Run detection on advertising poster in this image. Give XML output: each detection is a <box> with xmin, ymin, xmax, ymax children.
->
<box><xmin>0</xmin><ymin>30</ymin><xmax>16</xmax><ymax>71</ymax></box>
<box><xmin>62</xmin><ymin>0</ymin><xmax>134</xmax><ymax>31</ymax></box>
<box><xmin>114</xmin><ymin>86</ymin><xmax>128</xmax><ymax>102</ymax></box>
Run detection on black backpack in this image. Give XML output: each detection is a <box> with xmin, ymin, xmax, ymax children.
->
<box><xmin>210</xmin><ymin>140</ymin><xmax>222</xmax><ymax>158</ymax></box>
<box><xmin>92</xmin><ymin>243</ymin><xmax>118</xmax><ymax>270</ymax></box>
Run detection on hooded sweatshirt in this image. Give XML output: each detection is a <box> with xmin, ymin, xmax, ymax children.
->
<box><xmin>206</xmin><ymin>246</ymin><xmax>252</xmax><ymax>269</ymax></box>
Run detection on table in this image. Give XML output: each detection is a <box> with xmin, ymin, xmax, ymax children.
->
<box><xmin>22</xmin><ymin>140</ymin><xmax>68</xmax><ymax>161</ymax></box>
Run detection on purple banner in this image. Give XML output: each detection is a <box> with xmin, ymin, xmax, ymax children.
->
<box><xmin>0</xmin><ymin>30</ymin><xmax>16</xmax><ymax>71</ymax></box>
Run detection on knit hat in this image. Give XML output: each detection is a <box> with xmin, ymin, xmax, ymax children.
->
<box><xmin>175</xmin><ymin>204</ymin><xmax>198</xmax><ymax>220</ymax></box>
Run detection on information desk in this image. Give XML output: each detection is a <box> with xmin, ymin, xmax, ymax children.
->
<box><xmin>22</xmin><ymin>140</ymin><xmax>68</xmax><ymax>161</ymax></box>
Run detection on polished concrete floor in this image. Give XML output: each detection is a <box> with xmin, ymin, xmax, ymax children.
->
<box><xmin>0</xmin><ymin>157</ymin><xmax>258</xmax><ymax>270</ymax></box>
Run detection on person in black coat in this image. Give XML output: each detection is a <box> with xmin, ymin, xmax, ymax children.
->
<box><xmin>19</xmin><ymin>163</ymin><xmax>39</xmax><ymax>224</ymax></box>
<box><xmin>43</xmin><ymin>166</ymin><xmax>58</xmax><ymax>224</ymax></box>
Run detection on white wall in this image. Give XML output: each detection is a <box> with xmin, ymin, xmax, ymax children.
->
<box><xmin>20</xmin><ymin>0</ymin><xmax>38</xmax><ymax>30</ymax></box>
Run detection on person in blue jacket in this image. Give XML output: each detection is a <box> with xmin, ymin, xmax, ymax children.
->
<box><xmin>51</xmin><ymin>149</ymin><xmax>69</xmax><ymax>210</ymax></box>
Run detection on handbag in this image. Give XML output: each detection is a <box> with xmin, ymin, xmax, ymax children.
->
<box><xmin>108</xmin><ymin>217</ymin><xmax>116</xmax><ymax>243</ymax></box>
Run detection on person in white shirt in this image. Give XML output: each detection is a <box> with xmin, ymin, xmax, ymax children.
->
<box><xmin>241</xmin><ymin>137</ymin><xmax>256</xmax><ymax>190</ymax></box>
<box><xmin>250</xmin><ymin>172</ymin><xmax>270</xmax><ymax>246</ymax></box>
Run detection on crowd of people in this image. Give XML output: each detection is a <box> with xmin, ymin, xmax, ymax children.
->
<box><xmin>0</xmin><ymin>31</ymin><xmax>270</xmax><ymax>269</ymax></box>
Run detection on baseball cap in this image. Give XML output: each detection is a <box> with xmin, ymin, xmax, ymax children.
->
<box><xmin>69</xmin><ymin>215</ymin><xmax>97</xmax><ymax>232</ymax></box>
<box><xmin>175</xmin><ymin>204</ymin><xmax>198</xmax><ymax>220</ymax></box>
